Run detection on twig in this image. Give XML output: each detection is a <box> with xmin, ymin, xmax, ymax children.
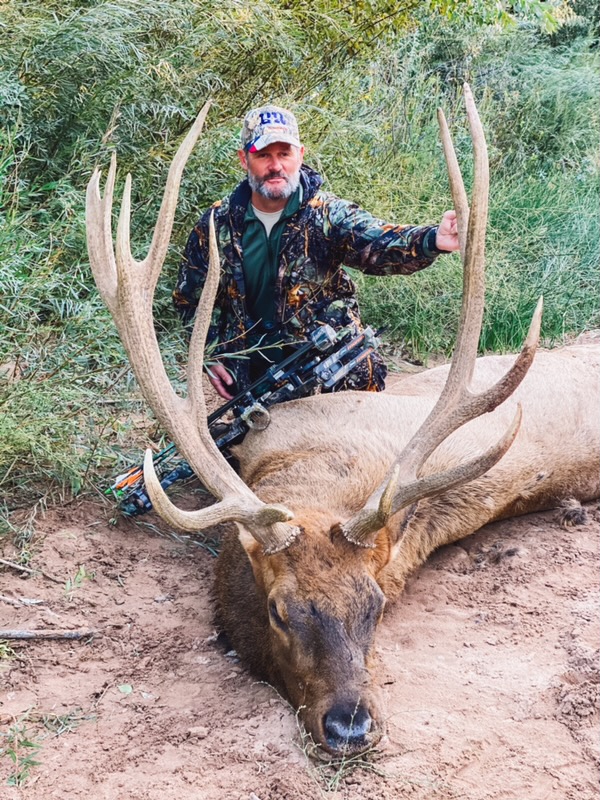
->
<box><xmin>0</xmin><ymin>629</ymin><xmax>100</xmax><ymax>641</ymax></box>
<box><xmin>0</xmin><ymin>558</ymin><xmax>63</xmax><ymax>585</ymax></box>
<box><xmin>0</xmin><ymin>594</ymin><xmax>45</xmax><ymax>607</ymax></box>
<box><xmin>0</xmin><ymin>455</ymin><xmax>19</xmax><ymax>488</ymax></box>
<box><xmin>0</xmin><ymin>595</ymin><xmax>44</xmax><ymax>607</ymax></box>
<box><xmin>0</xmin><ymin>594</ymin><xmax>21</xmax><ymax>607</ymax></box>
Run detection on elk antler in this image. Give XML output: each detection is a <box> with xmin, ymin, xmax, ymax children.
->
<box><xmin>86</xmin><ymin>101</ymin><xmax>300</xmax><ymax>553</ymax></box>
<box><xmin>342</xmin><ymin>84</ymin><xmax>543</xmax><ymax>547</ymax></box>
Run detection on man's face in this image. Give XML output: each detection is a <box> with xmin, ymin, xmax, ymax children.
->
<box><xmin>238</xmin><ymin>142</ymin><xmax>304</xmax><ymax>201</ymax></box>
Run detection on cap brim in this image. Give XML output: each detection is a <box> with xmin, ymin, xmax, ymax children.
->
<box><xmin>247</xmin><ymin>133</ymin><xmax>302</xmax><ymax>152</ymax></box>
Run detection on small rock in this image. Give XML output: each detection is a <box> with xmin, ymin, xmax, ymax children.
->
<box><xmin>187</xmin><ymin>726</ymin><xmax>209</xmax><ymax>740</ymax></box>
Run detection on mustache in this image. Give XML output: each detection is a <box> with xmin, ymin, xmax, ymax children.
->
<box><xmin>261</xmin><ymin>171</ymin><xmax>288</xmax><ymax>183</ymax></box>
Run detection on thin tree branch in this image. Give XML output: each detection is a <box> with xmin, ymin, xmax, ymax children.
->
<box><xmin>0</xmin><ymin>629</ymin><xmax>100</xmax><ymax>641</ymax></box>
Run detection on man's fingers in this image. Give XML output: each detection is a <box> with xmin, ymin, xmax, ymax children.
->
<box><xmin>218</xmin><ymin>365</ymin><xmax>233</xmax><ymax>385</ymax></box>
<box><xmin>440</xmin><ymin>210</ymin><xmax>457</xmax><ymax>231</ymax></box>
<box><xmin>207</xmin><ymin>363</ymin><xmax>235</xmax><ymax>399</ymax></box>
<box><xmin>210</xmin><ymin>375</ymin><xmax>234</xmax><ymax>400</ymax></box>
<box><xmin>216</xmin><ymin>383</ymin><xmax>234</xmax><ymax>400</ymax></box>
<box><xmin>209</xmin><ymin>363</ymin><xmax>233</xmax><ymax>384</ymax></box>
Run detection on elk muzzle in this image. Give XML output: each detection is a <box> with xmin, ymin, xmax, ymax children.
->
<box><xmin>323</xmin><ymin>698</ymin><xmax>377</xmax><ymax>753</ymax></box>
<box><xmin>298</xmin><ymin>682</ymin><xmax>384</xmax><ymax>757</ymax></box>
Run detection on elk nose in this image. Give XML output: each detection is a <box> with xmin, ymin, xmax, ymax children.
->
<box><xmin>323</xmin><ymin>701</ymin><xmax>372</xmax><ymax>752</ymax></box>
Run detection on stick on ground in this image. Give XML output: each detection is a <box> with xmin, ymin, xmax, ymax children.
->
<box><xmin>0</xmin><ymin>594</ymin><xmax>45</xmax><ymax>607</ymax></box>
<box><xmin>0</xmin><ymin>629</ymin><xmax>100</xmax><ymax>640</ymax></box>
<box><xmin>0</xmin><ymin>558</ymin><xmax>63</xmax><ymax>585</ymax></box>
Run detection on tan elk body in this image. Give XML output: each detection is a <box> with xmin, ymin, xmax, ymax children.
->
<box><xmin>86</xmin><ymin>88</ymin><xmax>600</xmax><ymax>757</ymax></box>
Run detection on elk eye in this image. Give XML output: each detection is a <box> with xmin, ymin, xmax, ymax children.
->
<box><xmin>268</xmin><ymin>601</ymin><xmax>288</xmax><ymax>633</ymax></box>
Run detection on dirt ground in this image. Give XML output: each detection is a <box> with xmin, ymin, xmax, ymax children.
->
<box><xmin>1</xmin><ymin>489</ymin><xmax>598</xmax><ymax>800</ymax></box>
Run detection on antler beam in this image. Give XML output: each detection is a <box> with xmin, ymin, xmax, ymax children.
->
<box><xmin>86</xmin><ymin>102</ymin><xmax>300</xmax><ymax>553</ymax></box>
<box><xmin>342</xmin><ymin>84</ymin><xmax>542</xmax><ymax>547</ymax></box>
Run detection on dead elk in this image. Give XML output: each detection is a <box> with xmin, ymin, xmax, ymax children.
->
<box><xmin>86</xmin><ymin>88</ymin><xmax>600</xmax><ymax>757</ymax></box>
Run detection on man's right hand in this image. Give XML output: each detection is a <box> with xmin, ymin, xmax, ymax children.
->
<box><xmin>206</xmin><ymin>363</ymin><xmax>235</xmax><ymax>400</ymax></box>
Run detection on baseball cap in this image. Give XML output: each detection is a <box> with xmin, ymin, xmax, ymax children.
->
<box><xmin>241</xmin><ymin>104</ymin><xmax>301</xmax><ymax>152</ymax></box>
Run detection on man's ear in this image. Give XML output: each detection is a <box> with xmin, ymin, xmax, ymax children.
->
<box><xmin>238</xmin><ymin>149</ymin><xmax>248</xmax><ymax>171</ymax></box>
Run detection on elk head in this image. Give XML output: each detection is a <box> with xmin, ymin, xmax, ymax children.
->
<box><xmin>86</xmin><ymin>87</ymin><xmax>541</xmax><ymax>757</ymax></box>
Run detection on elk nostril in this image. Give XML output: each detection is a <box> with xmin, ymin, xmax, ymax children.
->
<box><xmin>323</xmin><ymin>702</ymin><xmax>372</xmax><ymax>750</ymax></box>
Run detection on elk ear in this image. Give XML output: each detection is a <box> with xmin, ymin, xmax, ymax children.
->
<box><xmin>236</xmin><ymin>524</ymin><xmax>277</xmax><ymax>593</ymax></box>
<box><xmin>368</xmin><ymin>527</ymin><xmax>396</xmax><ymax>573</ymax></box>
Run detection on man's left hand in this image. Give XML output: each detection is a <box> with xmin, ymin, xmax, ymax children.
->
<box><xmin>435</xmin><ymin>210</ymin><xmax>460</xmax><ymax>252</ymax></box>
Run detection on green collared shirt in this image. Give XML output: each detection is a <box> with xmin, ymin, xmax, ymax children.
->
<box><xmin>242</xmin><ymin>187</ymin><xmax>301</xmax><ymax>376</ymax></box>
<box><xmin>242</xmin><ymin>186</ymin><xmax>301</xmax><ymax>326</ymax></box>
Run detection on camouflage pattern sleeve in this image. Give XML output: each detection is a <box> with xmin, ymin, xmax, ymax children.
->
<box><xmin>323</xmin><ymin>194</ymin><xmax>441</xmax><ymax>276</ymax></box>
<box><xmin>172</xmin><ymin>219</ymin><xmax>209</xmax><ymax>327</ymax></box>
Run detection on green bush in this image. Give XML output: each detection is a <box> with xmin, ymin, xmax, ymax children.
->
<box><xmin>0</xmin><ymin>0</ymin><xmax>598</xmax><ymax>514</ymax></box>
<box><xmin>352</xmin><ymin>21</ymin><xmax>599</xmax><ymax>356</ymax></box>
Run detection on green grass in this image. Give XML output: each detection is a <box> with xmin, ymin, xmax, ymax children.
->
<box><xmin>0</xmin><ymin>709</ymin><xmax>93</xmax><ymax>788</ymax></box>
<box><xmin>1</xmin><ymin>720</ymin><xmax>42</xmax><ymax>788</ymax></box>
<box><xmin>0</xmin><ymin>641</ymin><xmax>16</xmax><ymax>660</ymax></box>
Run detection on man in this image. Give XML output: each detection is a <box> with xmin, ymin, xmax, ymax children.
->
<box><xmin>173</xmin><ymin>104</ymin><xmax>459</xmax><ymax>400</ymax></box>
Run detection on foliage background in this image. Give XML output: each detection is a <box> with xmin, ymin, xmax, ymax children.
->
<box><xmin>0</xmin><ymin>0</ymin><xmax>598</xmax><ymax>524</ymax></box>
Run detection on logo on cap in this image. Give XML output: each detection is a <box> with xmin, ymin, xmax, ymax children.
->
<box><xmin>241</xmin><ymin>104</ymin><xmax>301</xmax><ymax>152</ymax></box>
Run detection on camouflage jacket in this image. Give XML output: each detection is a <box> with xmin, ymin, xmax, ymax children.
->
<box><xmin>173</xmin><ymin>165</ymin><xmax>441</xmax><ymax>390</ymax></box>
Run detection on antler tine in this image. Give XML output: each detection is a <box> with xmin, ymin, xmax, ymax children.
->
<box><xmin>344</xmin><ymin>298</ymin><xmax>543</xmax><ymax>548</ymax></box>
<box><xmin>342</xmin><ymin>84</ymin><xmax>541</xmax><ymax>547</ymax></box>
<box><xmin>342</xmin><ymin>406</ymin><xmax>524</xmax><ymax>548</ymax></box>
<box><xmin>144</xmin><ymin>101</ymin><xmax>214</xmax><ymax>288</ymax></box>
<box><xmin>437</xmin><ymin>107</ymin><xmax>469</xmax><ymax>263</ymax></box>
<box><xmin>86</xmin><ymin>103</ymin><xmax>300</xmax><ymax>554</ymax></box>
<box><xmin>113</xmin><ymin>102</ymin><xmax>214</xmax><ymax>303</ymax></box>
<box><xmin>438</xmin><ymin>83</ymin><xmax>488</xmax><ymax>402</ymax></box>
<box><xmin>186</xmin><ymin>210</ymin><xmax>220</xmax><ymax>431</ymax></box>
<box><xmin>142</xmin><ymin>452</ymin><xmax>299</xmax><ymax>554</ymax></box>
<box><xmin>86</xmin><ymin>154</ymin><xmax>118</xmax><ymax>314</ymax></box>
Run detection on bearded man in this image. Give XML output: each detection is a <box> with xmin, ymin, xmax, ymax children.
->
<box><xmin>173</xmin><ymin>104</ymin><xmax>459</xmax><ymax>400</ymax></box>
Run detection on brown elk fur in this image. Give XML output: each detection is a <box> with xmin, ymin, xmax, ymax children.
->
<box><xmin>215</xmin><ymin>344</ymin><xmax>600</xmax><ymax>755</ymax></box>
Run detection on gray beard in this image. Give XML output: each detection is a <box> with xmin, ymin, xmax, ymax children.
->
<box><xmin>247</xmin><ymin>169</ymin><xmax>300</xmax><ymax>200</ymax></box>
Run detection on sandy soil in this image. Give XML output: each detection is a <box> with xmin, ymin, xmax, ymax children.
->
<box><xmin>1</xmin><ymin>490</ymin><xmax>598</xmax><ymax>800</ymax></box>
